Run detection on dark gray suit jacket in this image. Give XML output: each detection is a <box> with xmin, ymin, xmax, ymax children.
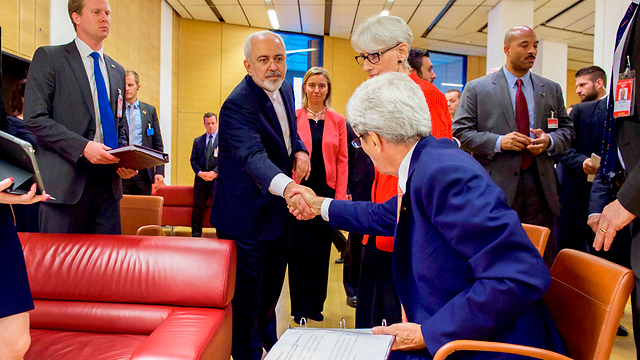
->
<box><xmin>136</xmin><ymin>101</ymin><xmax>164</xmax><ymax>182</ymax></box>
<box><xmin>453</xmin><ymin>69</ymin><xmax>574</xmax><ymax>216</ymax></box>
<box><xmin>24</xmin><ymin>41</ymin><xmax>128</xmax><ymax>204</ymax></box>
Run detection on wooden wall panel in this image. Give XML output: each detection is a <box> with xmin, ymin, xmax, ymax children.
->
<box><xmin>35</xmin><ymin>0</ymin><xmax>49</xmax><ymax>49</ymax></box>
<box><xmin>0</xmin><ymin>0</ymin><xmax>22</xmax><ymax>57</ymax></box>
<box><xmin>19</xmin><ymin>0</ymin><xmax>35</xmax><ymax>57</ymax></box>
<box><xmin>466</xmin><ymin>55</ymin><xmax>487</xmax><ymax>82</ymax></box>
<box><xmin>219</xmin><ymin>23</ymin><xmax>261</xmax><ymax>102</ymax></box>
<box><xmin>178</xmin><ymin>20</ymin><xmax>221</xmax><ymax>114</ymax></box>
<box><xmin>324</xmin><ymin>37</ymin><xmax>368</xmax><ymax>117</ymax></box>
<box><xmin>565</xmin><ymin>69</ymin><xmax>580</xmax><ymax>108</ymax></box>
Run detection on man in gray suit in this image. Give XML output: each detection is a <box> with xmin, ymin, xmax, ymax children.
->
<box><xmin>123</xmin><ymin>70</ymin><xmax>165</xmax><ymax>195</ymax></box>
<box><xmin>453</xmin><ymin>26</ymin><xmax>574</xmax><ymax>264</ymax></box>
<box><xmin>24</xmin><ymin>0</ymin><xmax>136</xmax><ymax>234</ymax></box>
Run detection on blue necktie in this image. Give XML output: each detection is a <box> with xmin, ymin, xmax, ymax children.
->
<box><xmin>89</xmin><ymin>52</ymin><xmax>119</xmax><ymax>149</ymax></box>
<box><xmin>601</xmin><ymin>1</ymin><xmax>638</xmax><ymax>182</ymax></box>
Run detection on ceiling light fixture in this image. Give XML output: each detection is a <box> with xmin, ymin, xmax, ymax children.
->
<box><xmin>441</xmin><ymin>82</ymin><xmax>464</xmax><ymax>87</ymax></box>
<box><xmin>380</xmin><ymin>0</ymin><xmax>393</xmax><ymax>16</ymax></box>
<box><xmin>267</xmin><ymin>9</ymin><xmax>280</xmax><ymax>29</ymax></box>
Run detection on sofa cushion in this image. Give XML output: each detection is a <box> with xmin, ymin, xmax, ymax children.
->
<box><xmin>26</xmin><ymin>329</ymin><xmax>147</xmax><ymax>360</ymax></box>
<box><xmin>20</xmin><ymin>233</ymin><xmax>236</xmax><ymax>309</ymax></box>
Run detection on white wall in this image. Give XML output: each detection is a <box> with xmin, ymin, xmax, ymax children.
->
<box><xmin>160</xmin><ymin>0</ymin><xmax>173</xmax><ymax>185</ymax></box>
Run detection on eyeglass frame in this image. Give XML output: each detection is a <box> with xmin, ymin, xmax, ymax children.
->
<box><xmin>354</xmin><ymin>43</ymin><xmax>401</xmax><ymax>66</ymax></box>
<box><xmin>351</xmin><ymin>133</ymin><xmax>365</xmax><ymax>148</ymax></box>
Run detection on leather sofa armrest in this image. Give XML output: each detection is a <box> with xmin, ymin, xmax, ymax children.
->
<box><xmin>130</xmin><ymin>307</ymin><xmax>232</xmax><ymax>360</ymax></box>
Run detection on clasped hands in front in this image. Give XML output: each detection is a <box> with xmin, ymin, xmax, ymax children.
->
<box><xmin>500</xmin><ymin>129</ymin><xmax>550</xmax><ymax>154</ymax></box>
<box><xmin>283</xmin><ymin>182</ymin><xmax>325</xmax><ymax>221</ymax></box>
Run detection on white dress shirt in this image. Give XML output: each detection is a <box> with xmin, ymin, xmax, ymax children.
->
<box><xmin>266</xmin><ymin>88</ymin><xmax>296</xmax><ymax>197</ymax></box>
<box><xmin>75</xmin><ymin>37</ymin><xmax>110</xmax><ymax>145</ymax></box>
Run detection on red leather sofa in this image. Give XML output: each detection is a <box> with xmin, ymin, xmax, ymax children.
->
<box><xmin>19</xmin><ymin>233</ymin><xmax>236</xmax><ymax>360</ymax></box>
<box><xmin>155</xmin><ymin>185</ymin><xmax>213</xmax><ymax>231</ymax></box>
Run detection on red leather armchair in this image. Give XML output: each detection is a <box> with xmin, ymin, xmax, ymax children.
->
<box><xmin>18</xmin><ymin>233</ymin><xmax>236</xmax><ymax>360</ymax></box>
<box><xmin>155</xmin><ymin>186</ymin><xmax>213</xmax><ymax>231</ymax></box>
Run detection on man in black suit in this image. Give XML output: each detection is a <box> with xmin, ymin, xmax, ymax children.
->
<box><xmin>122</xmin><ymin>70</ymin><xmax>164</xmax><ymax>195</ymax></box>
<box><xmin>190</xmin><ymin>112</ymin><xmax>218</xmax><ymax>238</ymax></box>
<box><xmin>592</xmin><ymin>2</ymin><xmax>640</xmax><ymax>355</ymax></box>
<box><xmin>556</xmin><ymin>66</ymin><xmax>608</xmax><ymax>254</ymax></box>
<box><xmin>24</xmin><ymin>0</ymin><xmax>136</xmax><ymax>234</ymax></box>
<box><xmin>210</xmin><ymin>30</ymin><xmax>311</xmax><ymax>360</ymax></box>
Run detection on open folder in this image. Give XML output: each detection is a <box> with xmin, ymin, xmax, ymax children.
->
<box><xmin>107</xmin><ymin>145</ymin><xmax>169</xmax><ymax>170</ymax></box>
<box><xmin>264</xmin><ymin>320</ymin><xmax>394</xmax><ymax>360</ymax></box>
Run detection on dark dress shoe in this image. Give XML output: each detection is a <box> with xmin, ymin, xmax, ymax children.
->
<box><xmin>335</xmin><ymin>257</ymin><xmax>344</xmax><ymax>264</ymax></box>
<box><xmin>346</xmin><ymin>296</ymin><xmax>357</xmax><ymax>308</ymax></box>
<box><xmin>617</xmin><ymin>324</ymin><xmax>629</xmax><ymax>336</ymax></box>
<box><xmin>308</xmin><ymin>313</ymin><xmax>324</xmax><ymax>322</ymax></box>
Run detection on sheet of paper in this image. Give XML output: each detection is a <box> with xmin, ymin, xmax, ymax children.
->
<box><xmin>588</xmin><ymin>153</ymin><xmax>601</xmax><ymax>183</ymax></box>
<box><xmin>264</xmin><ymin>328</ymin><xmax>394</xmax><ymax>360</ymax></box>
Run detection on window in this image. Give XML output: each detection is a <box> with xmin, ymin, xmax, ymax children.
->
<box><xmin>276</xmin><ymin>32</ymin><xmax>323</xmax><ymax>109</ymax></box>
<box><xmin>430</xmin><ymin>51</ymin><xmax>466</xmax><ymax>94</ymax></box>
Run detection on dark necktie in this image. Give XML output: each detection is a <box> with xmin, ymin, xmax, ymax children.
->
<box><xmin>205</xmin><ymin>135</ymin><xmax>214</xmax><ymax>170</ymax></box>
<box><xmin>89</xmin><ymin>52</ymin><xmax>118</xmax><ymax>149</ymax></box>
<box><xmin>515</xmin><ymin>78</ymin><xmax>532</xmax><ymax>169</ymax></box>
<box><xmin>601</xmin><ymin>1</ymin><xmax>638</xmax><ymax>182</ymax></box>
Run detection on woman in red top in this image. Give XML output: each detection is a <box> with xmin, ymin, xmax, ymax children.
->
<box><xmin>289</xmin><ymin>67</ymin><xmax>348</xmax><ymax>323</ymax></box>
<box><xmin>349</xmin><ymin>14</ymin><xmax>453</xmax><ymax>328</ymax></box>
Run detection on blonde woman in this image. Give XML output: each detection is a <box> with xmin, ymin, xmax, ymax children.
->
<box><xmin>289</xmin><ymin>67</ymin><xmax>348</xmax><ymax>323</ymax></box>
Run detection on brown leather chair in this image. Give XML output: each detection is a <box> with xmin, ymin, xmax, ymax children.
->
<box><xmin>433</xmin><ymin>249</ymin><xmax>635</xmax><ymax>360</ymax></box>
<box><xmin>120</xmin><ymin>195</ymin><xmax>165</xmax><ymax>236</ymax></box>
<box><xmin>522</xmin><ymin>223</ymin><xmax>550</xmax><ymax>256</ymax></box>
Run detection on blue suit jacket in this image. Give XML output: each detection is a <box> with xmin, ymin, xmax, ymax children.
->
<box><xmin>329</xmin><ymin>136</ymin><xmax>564</xmax><ymax>359</ymax></box>
<box><xmin>211</xmin><ymin>75</ymin><xmax>306</xmax><ymax>240</ymax></box>
<box><xmin>557</xmin><ymin>98</ymin><xmax>606</xmax><ymax>213</ymax></box>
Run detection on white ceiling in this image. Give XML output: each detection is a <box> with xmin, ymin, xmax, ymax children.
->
<box><xmin>166</xmin><ymin>0</ymin><xmax>596</xmax><ymax>69</ymax></box>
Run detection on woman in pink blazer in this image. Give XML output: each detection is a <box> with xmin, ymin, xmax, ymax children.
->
<box><xmin>289</xmin><ymin>67</ymin><xmax>348</xmax><ymax>323</ymax></box>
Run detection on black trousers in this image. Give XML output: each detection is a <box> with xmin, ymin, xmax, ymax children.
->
<box><xmin>39</xmin><ymin>166</ymin><xmax>120</xmax><ymax>234</ymax></box>
<box><xmin>288</xmin><ymin>216</ymin><xmax>333</xmax><ymax>318</ymax></box>
<box><xmin>191</xmin><ymin>176</ymin><xmax>214</xmax><ymax>237</ymax></box>
<box><xmin>343</xmin><ymin>232</ymin><xmax>363</xmax><ymax>298</ymax></box>
<box><xmin>356</xmin><ymin>236</ymin><xmax>402</xmax><ymax>328</ymax></box>
<box><xmin>217</xmin><ymin>229</ymin><xmax>289</xmax><ymax>360</ymax></box>
<box><xmin>511</xmin><ymin>164</ymin><xmax>555</xmax><ymax>266</ymax></box>
<box><xmin>122</xmin><ymin>171</ymin><xmax>152</xmax><ymax>195</ymax></box>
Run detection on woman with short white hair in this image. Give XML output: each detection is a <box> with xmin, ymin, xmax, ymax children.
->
<box><xmin>349</xmin><ymin>14</ymin><xmax>452</xmax><ymax>330</ymax></box>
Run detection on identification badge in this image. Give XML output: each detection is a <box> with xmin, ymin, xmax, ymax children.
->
<box><xmin>147</xmin><ymin>127</ymin><xmax>154</xmax><ymax>136</ymax></box>
<box><xmin>117</xmin><ymin>89</ymin><xmax>123</xmax><ymax>118</ymax></box>
<box><xmin>547</xmin><ymin>111</ymin><xmax>558</xmax><ymax>129</ymax></box>
<box><xmin>614</xmin><ymin>62</ymin><xmax>635</xmax><ymax>118</ymax></box>
<box><xmin>214</xmin><ymin>147</ymin><xmax>218</xmax><ymax>157</ymax></box>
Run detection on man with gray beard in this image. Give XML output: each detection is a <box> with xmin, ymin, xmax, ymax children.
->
<box><xmin>210</xmin><ymin>30</ymin><xmax>311</xmax><ymax>360</ymax></box>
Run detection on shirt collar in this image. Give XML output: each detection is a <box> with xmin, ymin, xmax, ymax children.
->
<box><xmin>502</xmin><ymin>67</ymin><xmax>531</xmax><ymax>88</ymax></box>
<box><xmin>398</xmin><ymin>141</ymin><xmax>419</xmax><ymax>193</ymax></box>
<box><xmin>264</xmin><ymin>89</ymin><xmax>278</xmax><ymax>102</ymax></box>
<box><xmin>128</xmin><ymin>99</ymin><xmax>140</xmax><ymax>109</ymax></box>
<box><xmin>208</xmin><ymin>131</ymin><xmax>218</xmax><ymax>139</ymax></box>
<box><xmin>75</xmin><ymin>37</ymin><xmax>104</xmax><ymax>61</ymax></box>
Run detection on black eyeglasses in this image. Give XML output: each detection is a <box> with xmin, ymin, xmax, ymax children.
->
<box><xmin>355</xmin><ymin>43</ymin><xmax>401</xmax><ymax>66</ymax></box>
<box><xmin>351</xmin><ymin>134</ymin><xmax>364</xmax><ymax>148</ymax></box>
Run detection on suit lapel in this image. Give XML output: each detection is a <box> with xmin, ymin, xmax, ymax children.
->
<box><xmin>65</xmin><ymin>42</ymin><xmax>96</xmax><ymax>123</ymax></box>
<box><xmin>492</xmin><ymin>71</ymin><xmax>517</xmax><ymax>132</ymax></box>
<box><xmin>531</xmin><ymin>73</ymin><xmax>546</xmax><ymax>129</ymax></box>
<box><xmin>246</xmin><ymin>76</ymin><xmax>287</xmax><ymax>148</ymax></box>
<box><xmin>104</xmin><ymin>54</ymin><xmax>121</xmax><ymax>121</ymax></box>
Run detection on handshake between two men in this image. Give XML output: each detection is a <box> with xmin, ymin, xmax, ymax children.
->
<box><xmin>283</xmin><ymin>182</ymin><xmax>325</xmax><ymax>221</ymax></box>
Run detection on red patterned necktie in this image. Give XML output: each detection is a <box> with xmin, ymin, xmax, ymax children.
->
<box><xmin>515</xmin><ymin>78</ymin><xmax>532</xmax><ymax>169</ymax></box>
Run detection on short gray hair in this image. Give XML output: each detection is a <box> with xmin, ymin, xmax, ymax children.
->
<box><xmin>244</xmin><ymin>30</ymin><xmax>286</xmax><ymax>60</ymax></box>
<box><xmin>351</xmin><ymin>15</ymin><xmax>413</xmax><ymax>54</ymax></box>
<box><xmin>346</xmin><ymin>72</ymin><xmax>431</xmax><ymax>145</ymax></box>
